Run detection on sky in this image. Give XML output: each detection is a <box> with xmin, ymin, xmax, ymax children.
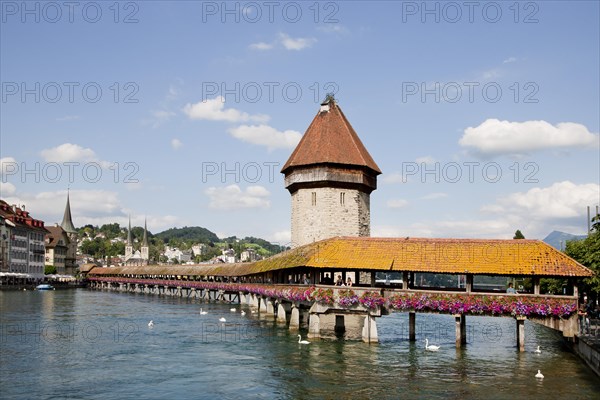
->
<box><xmin>1</xmin><ymin>0</ymin><xmax>599</xmax><ymax>246</ymax></box>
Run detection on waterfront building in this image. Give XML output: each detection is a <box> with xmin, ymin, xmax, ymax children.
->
<box><xmin>282</xmin><ymin>95</ymin><xmax>381</xmax><ymax>247</ymax></box>
<box><xmin>0</xmin><ymin>213</ymin><xmax>14</xmax><ymax>272</ymax></box>
<box><xmin>45</xmin><ymin>225</ymin><xmax>70</xmax><ymax>275</ymax></box>
<box><xmin>0</xmin><ymin>199</ymin><xmax>47</xmax><ymax>276</ymax></box>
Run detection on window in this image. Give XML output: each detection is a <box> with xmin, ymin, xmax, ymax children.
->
<box><xmin>340</xmin><ymin>192</ymin><xmax>345</xmax><ymax>206</ymax></box>
<box><xmin>311</xmin><ymin>192</ymin><xmax>316</xmax><ymax>206</ymax></box>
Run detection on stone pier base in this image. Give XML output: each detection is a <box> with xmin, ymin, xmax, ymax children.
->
<box><xmin>362</xmin><ymin>315</ymin><xmax>378</xmax><ymax>343</ymax></box>
<box><xmin>277</xmin><ymin>303</ymin><xmax>287</xmax><ymax>323</ymax></box>
<box><xmin>289</xmin><ymin>305</ymin><xmax>300</xmax><ymax>331</ymax></box>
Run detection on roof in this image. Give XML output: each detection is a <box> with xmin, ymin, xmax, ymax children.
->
<box><xmin>88</xmin><ymin>237</ymin><xmax>593</xmax><ymax>278</ymax></box>
<box><xmin>60</xmin><ymin>193</ymin><xmax>77</xmax><ymax>234</ymax></box>
<box><xmin>281</xmin><ymin>99</ymin><xmax>381</xmax><ymax>174</ymax></box>
<box><xmin>0</xmin><ymin>199</ymin><xmax>48</xmax><ymax>232</ymax></box>
<box><xmin>45</xmin><ymin>226</ymin><xmax>69</xmax><ymax>248</ymax></box>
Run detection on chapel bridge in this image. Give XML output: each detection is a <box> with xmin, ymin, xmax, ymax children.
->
<box><xmin>87</xmin><ymin>237</ymin><xmax>593</xmax><ymax>350</ymax></box>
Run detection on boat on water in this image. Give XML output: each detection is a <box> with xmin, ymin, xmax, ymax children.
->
<box><xmin>36</xmin><ymin>284</ymin><xmax>55</xmax><ymax>291</ymax></box>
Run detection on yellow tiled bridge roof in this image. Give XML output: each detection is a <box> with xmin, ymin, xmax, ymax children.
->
<box><xmin>89</xmin><ymin>237</ymin><xmax>593</xmax><ymax>278</ymax></box>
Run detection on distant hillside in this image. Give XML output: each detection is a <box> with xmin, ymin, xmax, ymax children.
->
<box><xmin>155</xmin><ymin>226</ymin><xmax>219</xmax><ymax>244</ymax></box>
<box><xmin>542</xmin><ymin>230</ymin><xmax>586</xmax><ymax>250</ymax></box>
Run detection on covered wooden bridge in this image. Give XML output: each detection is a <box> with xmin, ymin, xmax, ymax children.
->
<box><xmin>87</xmin><ymin>237</ymin><xmax>593</xmax><ymax>349</ymax></box>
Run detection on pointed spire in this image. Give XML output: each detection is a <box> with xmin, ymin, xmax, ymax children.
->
<box><xmin>127</xmin><ymin>215</ymin><xmax>132</xmax><ymax>245</ymax></box>
<box><xmin>142</xmin><ymin>218</ymin><xmax>148</xmax><ymax>246</ymax></box>
<box><xmin>60</xmin><ymin>190</ymin><xmax>77</xmax><ymax>234</ymax></box>
<box><xmin>281</xmin><ymin>96</ymin><xmax>381</xmax><ymax>175</ymax></box>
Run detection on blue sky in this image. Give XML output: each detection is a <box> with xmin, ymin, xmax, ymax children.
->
<box><xmin>1</xmin><ymin>1</ymin><xmax>599</xmax><ymax>245</ymax></box>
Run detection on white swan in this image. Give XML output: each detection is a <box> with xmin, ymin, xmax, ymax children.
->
<box><xmin>241</xmin><ymin>310</ymin><xmax>246</xmax><ymax>316</ymax></box>
<box><xmin>200</xmin><ymin>308</ymin><xmax>208</xmax><ymax>315</ymax></box>
<box><xmin>219</xmin><ymin>317</ymin><xmax>226</xmax><ymax>322</ymax></box>
<box><xmin>298</xmin><ymin>335</ymin><xmax>310</xmax><ymax>345</ymax></box>
<box><xmin>425</xmin><ymin>338</ymin><xmax>440</xmax><ymax>351</ymax></box>
<box><xmin>230</xmin><ymin>308</ymin><xmax>236</xmax><ymax>312</ymax></box>
<box><xmin>148</xmin><ymin>320</ymin><xmax>154</xmax><ymax>327</ymax></box>
<box><xmin>535</xmin><ymin>370</ymin><xmax>544</xmax><ymax>379</ymax></box>
<box><xmin>534</xmin><ymin>345</ymin><xmax>541</xmax><ymax>354</ymax></box>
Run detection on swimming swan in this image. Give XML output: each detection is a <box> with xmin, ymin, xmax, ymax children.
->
<box><xmin>535</xmin><ymin>370</ymin><xmax>544</xmax><ymax>379</ymax></box>
<box><xmin>425</xmin><ymin>338</ymin><xmax>440</xmax><ymax>351</ymax></box>
<box><xmin>298</xmin><ymin>335</ymin><xmax>310</xmax><ymax>345</ymax></box>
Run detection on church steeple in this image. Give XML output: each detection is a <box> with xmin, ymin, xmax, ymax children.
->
<box><xmin>127</xmin><ymin>215</ymin><xmax>132</xmax><ymax>246</ymax></box>
<box><xmin>60</xmin><ymin>191</ymin><xmax>77</xmax><ymax>234</ymax></box>
<box><xmin>141</xmin><ymin>217</ymin><xmax>149</xmax><ymax>262</ymax></box>
<box><xmin>142</xmin><ymin>218</ymin><xmax>148</xmax><ymax>246</ymax></box>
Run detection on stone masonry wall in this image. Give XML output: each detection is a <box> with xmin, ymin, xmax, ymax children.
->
<box><xmin>291</xmin><ymin>187</ymin><xmax>370</xmax><ymax>247</ymax></box>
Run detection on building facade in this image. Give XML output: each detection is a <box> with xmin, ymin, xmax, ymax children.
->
<box><xmin>281</xmin><ymin>96</ymin><xmax>381</xmax><ymax>247</ymax></box>
<box><xmin>0</xmin><ymin>200</ymin><xmax>48</xmax><ymax>276</ymax></box>
<box><xmin>45</xmin><ymin>226</ymin><xmax>70</xmax><ymax>275</ymax></box>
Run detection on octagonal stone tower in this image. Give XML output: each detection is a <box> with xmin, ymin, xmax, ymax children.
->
<box><xmin>281</xmin><ymin>96</ymin><xmax>381</xmax><ymax>248</ymax></box>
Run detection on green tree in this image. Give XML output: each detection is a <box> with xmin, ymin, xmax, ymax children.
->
<box><xmin>44</xmin><ymin>265</ymin><xmax>57</xmax><ymax>275</ymax></box>
<box><xmin>513</xmin><ymin>230</ymin><xmax>525</xmax><ymax>239</ymax></box>
<box><xmin>566</xmin><ymin>229</ymin><xmax>600</xmax><ymax>295</ymax></box>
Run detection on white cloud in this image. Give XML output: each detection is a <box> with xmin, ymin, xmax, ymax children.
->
<box><xmin>503</xmin><ymin>57</ymin><xmax>517</xmax><ymax>64</ymax></box>
<box><xmin>205</xmin><ymin>185</ymin><xmax>271</xmax><ymax>210</ymax></box>
<box><xmin>228</xmin><ymin>124</ymin><xmax>301</xmax><ymax>151</ymax></box>
<box><xmin>268</xmin><ymin>230</ymin><xmax>291</xmax><ymax>245</ymax></box>
<box><xmin>371</xmin><ymin>225</ymin><xmax>404</xmax><ymax>237</ymax></box>
<box><xmin>459</xmin><ymin>119</ymin><xmax>599</xmax><ymax>156</ymax></box>
<box><xmin>381</xmin><ymin>171</ymin><xmax>410</xmax><ymax>184</ymax></box>
<box><xmin>151</xmin><ymin>110</ymin><xmax>176</xmax><ymax>127</ymax></box>
<box><xmin>387</xmin><ymin>199</ymin><xmax>409</xmax><ymax>209</ymax></box>
<box><xmin>249</xmin><ymin>42</ymin><xmax>273</xmax><ymax>51</ymax></box>
<box><xmin>415</xmin><ymin>156</ymin><xmax>436</xmax><ymax>164</ymax></box>
<box><xmin>171</xmin><ymin>138</ymin><xmax>183</xmax><ymax>150</ymax></box>
<box><xmin>483</xmin><ymin>181</ymin><xmax>599</xmax><ymax>220</ymax></box>
<box><xmin>317</xmin><ymin>25</ymin><xmax>349</xmax><ymax>34</ymax></box>
<box><xmin>4</xmin><ymin>189</ymin><xmax>122</xmax><ymax>221</ymax></box>
<box><xmin>3</xmin><ymin>189</ymin><xmax>187</xmax><ymax>232</ymax></box>
<box><xmin>166</xmin><ymin>84</ymin><xmax>181</xmax><ymax>101</ymax></box>
<box><xmin>278</xmin><ymin>33</ymin><xmax>316</xmax><ymax>50</ymax></box>
<box><xmin>40</xmin><ymin>143</ymin><xmax>97</xmax><ymax>163</ymax></box>
<box><xmin>56</xmin><ymin>115</ymin><xmax>80</xmax><ymax>122</ymax></box>
<box><xmin>183</xmin><ymin>96</ymin><xmax>270</xmax><ymax>123</ymax></box>
<box><xmin>1</xmin><ymin>157</ymin><xmax>18</xmax><ymax>178</ymax></box>
<box><xmin>1</xmin><ymin>182</ymin><xmax>16</xmax><ymax>196</ymax></box>
<box><xmin>421</xmin><ymin>192</ymin><xmax>448</xmax><ymax>200</ymax></box>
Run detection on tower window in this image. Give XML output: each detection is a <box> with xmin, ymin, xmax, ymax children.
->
<box><xmin>311</xmin><ymin>192</ymin><xmax>317</xmax><ymax>206</ymax></box>
<box><xmin>340</xmin><ymin>192</ymin><xmax>345</xmax><ymax>206</ymax></box>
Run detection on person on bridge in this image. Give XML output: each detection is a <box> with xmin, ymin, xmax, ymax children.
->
<box><xmin>302</xmin><ymin>274</ymin><xmax>310</xmax><ymax>285</ymax></box>
<box><xmin>335</xmin><ymin>275</ymin><xmax>345</xmax><ymax>286</ymax></box>
<box><xmin>506</xmin><ymin>283</ymin><xmax>517</xmax><ymax>294</ymax></box>
<box><xmin>346</xmin><ymin>277</ymin><xmax>353</xmax><ymax>287</ymax></box>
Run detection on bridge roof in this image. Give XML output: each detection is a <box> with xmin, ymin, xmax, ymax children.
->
<box><xmin>88</xmin><ymin>237</ymin><xmax>593</xmax><ymax>278</ymax></box>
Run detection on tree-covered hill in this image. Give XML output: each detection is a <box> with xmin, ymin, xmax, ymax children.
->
<box><xmin>155</xmin><ymin>226</ymin><xmax>219</xmax><ymax>244</ymax></box>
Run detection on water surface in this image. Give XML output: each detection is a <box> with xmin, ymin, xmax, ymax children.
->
<box><xmin>1</xmin><ymin>289</ymin><xmax>598</xmax><ymax>399</ymax></box>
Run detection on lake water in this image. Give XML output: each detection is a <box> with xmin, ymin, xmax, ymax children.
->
<box><xmin>1</xmin><ymin>289</ymin><xmax>598</xmax><ymax>399</ymax></box>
